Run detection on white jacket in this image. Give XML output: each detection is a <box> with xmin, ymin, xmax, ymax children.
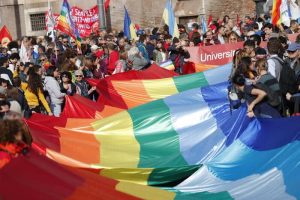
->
<box><xmin>44</xmin><ymin>76</ymin><xmax>65</xmax><ymax>104</ymax></box>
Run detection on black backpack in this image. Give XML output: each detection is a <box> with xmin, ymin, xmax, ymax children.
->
<box><xmin>272</xmin><ymin>57</ymin><xmax>298</xmax><ymax>95</ymax></box>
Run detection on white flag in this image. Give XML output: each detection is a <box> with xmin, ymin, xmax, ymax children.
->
<box><xmin>46</xmin><ymin>1</ymin><xmax>56</xmax><ymax>41</ymax></box>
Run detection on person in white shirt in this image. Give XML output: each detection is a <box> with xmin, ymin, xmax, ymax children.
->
<box><xmin>267</xmin><ymin>38</ymin><xmax>285</xmax><ymax>81</ymax></box>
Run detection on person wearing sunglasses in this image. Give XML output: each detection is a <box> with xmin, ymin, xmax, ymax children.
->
<box><xmin>60</xmin><ymin>71</ymin><xmax>76</xmax><ymax>96</ymax></box>
<box><xmin>74</xmin><ymin>70</ymin><xmax>96</xmax><ymax>99</ymax></box>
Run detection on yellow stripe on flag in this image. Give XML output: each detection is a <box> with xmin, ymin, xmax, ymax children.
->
<box><xmin>101</xmin><ymin>168</ymin><xmax>153</xmax><ymax>185</ymax></box>
<box><xmin>91</xmin><ymin>111</ymin><xmax>140</xmax><ymax>168</ymax></box>
<box><xmin>116</xmin><ymin>181</ymin><xmax>176</xmax><ymax>200</ymax></box>
<box><xmin>129</xmin><ymin>24</ymin><xmax>137</xmax><ymax>40</ymax></box>
<box><xmin>143</xmin><ymin>78</ymin><xmax>178</xmax><ymax>99</ymax></box>
<box><xmin>162</xmin><ymin>8</ymin><xmax>169</xmax><ymax>26</ymax></box>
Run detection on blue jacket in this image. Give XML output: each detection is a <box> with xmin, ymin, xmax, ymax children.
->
<box><xmin>137</xmin><ymin>42</ymin><xmax>150</xmax><ymax>62</ymax></box>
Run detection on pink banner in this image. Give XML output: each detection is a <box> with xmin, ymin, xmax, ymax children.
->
<box><xmin>185</xmin><ymin>34</ymin><xmax>299</xmax><ymax>73</ymax></box>
<box><xmin>187</xmin><ymin>42</ymin><xmax>243</xmax><ymax>66</ymax></box>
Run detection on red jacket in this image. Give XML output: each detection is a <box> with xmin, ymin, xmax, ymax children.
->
<box><xmin>107</xmin><ymin>50</ymin><xmax>119</xmax><ymax>75</ymax></box>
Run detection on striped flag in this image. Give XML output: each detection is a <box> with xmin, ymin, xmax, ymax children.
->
<box><xmin>272</xmin><ymin>0</ymin><xmax>282</xmax><ymax>25</ymax></box>
<box><xmin>123</xmin><ymin>7</ymin><xmax>137</xmax><ymax>40</ymax></box>
<box><xmin>281</xmin><ymin>0</ymin><xmax>300</xmax><ymax>26</ymax></box>
<box><xmin>56</xmin><ymin>0</ymin><xmax>81</xmax><ymax>47</ymax></box>
<box><xmin>162</xmin><ymin>0</ymin><xmax>179</xmax><ymax>38</ymax></box>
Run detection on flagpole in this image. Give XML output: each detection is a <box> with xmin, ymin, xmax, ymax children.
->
<box><xmin>97</xmin><ymin>0</ymin><xmax>107</xmax><ymax>31</ymax></box>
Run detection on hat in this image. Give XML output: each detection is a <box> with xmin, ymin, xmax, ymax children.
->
<box><xmin>90</xmin><ymin>45</ymin><xmax>100</xmax><ymax>51</ymax></box>
<box><xmin>74</xmin><ymin>70</ymin><xmax>83</xmax><ymax>76</ymax></box>
<box><xmin>287</xmin><ymin>43</ymin><xmax>300</xmax><ymax>52</ymax></box>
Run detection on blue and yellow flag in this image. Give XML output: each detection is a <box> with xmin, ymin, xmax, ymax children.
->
<box><xmin>162</xmin><ymin>0</ymin><xmax>179</xmax><ymax>38</ymax></box>
<box><xmin>124</xmin><ymin>7</ymin><xmax>137</xmax><ymax>40</ymax></box>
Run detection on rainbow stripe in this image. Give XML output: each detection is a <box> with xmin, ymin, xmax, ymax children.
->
<box><xmin>22</xmin><ymin>81</ymin><xmax>300</xmax><ymax>199</ymax></box>
<box><xmin>97</xmin><ymin>62</ymin><xmax>232</xmax><ymax>109</ymax></box>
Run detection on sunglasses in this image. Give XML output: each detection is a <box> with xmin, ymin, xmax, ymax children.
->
<box><xmin>75</xmin><ymin>75</ymin><xmax>83</xmax><ymax>77</ymax></box>
<box><xmin>40</xmin><ymin>59</ymin><xmax>46</xmax><ymax>62</ymax></box>
<box><xmin>63</xmin><ymin>41</ymin><xmax>69</xmax><ymax>44</ymax></box>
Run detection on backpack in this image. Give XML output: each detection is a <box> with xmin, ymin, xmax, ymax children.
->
<box><xmin>254</xmin><ymin>82</ymin><xmax>281</xmax><ymax>107</ymax></box>
<box><xmin>272</xmin><ymin>57</ymin><xmax>298</xmax><ymax>95</ymax></box>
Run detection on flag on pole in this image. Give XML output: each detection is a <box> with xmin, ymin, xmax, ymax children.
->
<box><xmin>123</xmin><ymin>7</ymin><xmax>137</xmax><ymax>40</ymax></box>
<box><xmin>201</xmin><ymin>16</ymin><xmax>207</xmax><ymax>33</ymax></box>
<box><xmin>162</xmin><ymin>0</ymin><xmax>179</xmax><ymax>38</ymax></box>
<box><xmin>207</xmin><ymin>15</ymin><xmax>213</xmax><ymax>26</ymax></box>
<box><xmin>46</xmin><ymin>0</ymin><xmax>56</xmax><ymax>42</ymax></box>
<box><xmin>272</xmin><ymin>0</ymin><xmax>282</xmax><ymax>25</ymax></box>
<box><xmin>0</xmin><ymin>25</ymin><xmax>12</xmax><ymax>47</ymax></box>
<box><xmin>280</xmin><ymin>0</ymin><xmax>300</xmax><ymax>27</ymax></box>
<box><xmin>56</xmin><ymin>0</ymin><xmax>81</xmax><ymax>47</ymax></box>
<box><xmin>104</xmin><ymin>0</ymin><xmax>110</xmax><ymax>11</ymax></box>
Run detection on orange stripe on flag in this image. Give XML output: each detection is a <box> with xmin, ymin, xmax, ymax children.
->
<box><xmin>111</xmin><ymin>80</ymin><xmax>154</xmax><ymax>109</ymax></box>
<box><xmin>57</xmin><ymin>125</ymin><xmax>100</xmax><ymax>164</ymax></box>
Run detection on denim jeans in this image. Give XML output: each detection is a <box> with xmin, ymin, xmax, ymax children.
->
<box><xmin>51</xmin><ymin>103</ymin><xmax>62</xmax><ymax>117</ymax></box>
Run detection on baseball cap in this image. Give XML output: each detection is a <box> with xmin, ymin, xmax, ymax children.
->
<box><xmin>287</xmin><ymin>43</ymin><xmax>300</xmax><ymax>52</ymax></box>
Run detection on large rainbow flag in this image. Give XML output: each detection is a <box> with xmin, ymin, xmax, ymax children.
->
<box><xmin>2</xmin><ymin>82</ymin><xmax>300</xmax><ymax>199</ymax></box>
<box><xmin>96</xmin><ymin>63</ymin><xmax>232</xmax><ymax>109</ymax></box>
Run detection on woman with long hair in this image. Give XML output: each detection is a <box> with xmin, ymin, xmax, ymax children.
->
<box><xmin>153</xmin><ymin>40</ymin><xmax>167</xmax><ymax>64</ymax></box>
<box><xmin>24</xmin><ymin>73</ymin><xmax>52</xmax><ymax>115</ymax></box>
<box><xmin>44</xmin><ymin>66</ymin><xmax>66</xmax><ymax>117</ymax></box>
<box><xmin>60</xmin><ymin>71</ymin><xmax>76</xmax><ymax>96</ymax></box>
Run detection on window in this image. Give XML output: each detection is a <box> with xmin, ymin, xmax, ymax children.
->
<box><xmin>30</xmin><ymin>13</ymin><xmax>46</xmax><ymax>31</ymax></box>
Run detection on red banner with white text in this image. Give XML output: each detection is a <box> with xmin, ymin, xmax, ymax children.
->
<box><xmin>46</xmin><ymin>2</ymin><xmax>110</xmax><ymax>38</ymax></box>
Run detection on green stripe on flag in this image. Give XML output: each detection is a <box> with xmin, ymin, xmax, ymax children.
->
<box><xmin>128</xmin><ymin>99</ymin><xmax>188</xmax><ymax>168</ymax></box>
<box><xmin>174</xmin><ymin>72</ymin><xmax>209</xmax><ymax>93</ymax></box>
<box><xmin>148</xmin><ymin>165</ymin><xmax>201</xmax><ymax>187</ymax></box>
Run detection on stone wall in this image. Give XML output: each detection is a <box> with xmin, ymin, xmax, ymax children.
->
<box><xmin>0</xmin><ymin>0</ymin><xmax>257</xmax><ymax>39</ymax></box>
<box><xmin>204</xmin><ymin>0</ymin><xmax>256</xmax><ymax>22</ymax></box>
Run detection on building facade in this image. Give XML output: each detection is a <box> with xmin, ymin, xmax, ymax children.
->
<box><xmin>0</xmin><ymin>0</ymin><xmax>257</xmax><ymax>39</ymax></box>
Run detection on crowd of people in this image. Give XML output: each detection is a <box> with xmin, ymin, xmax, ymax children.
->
<box><xmin>0</xmin><ymin>13</ymin><xmax>300</xmax><ymax>122</ymax></box>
